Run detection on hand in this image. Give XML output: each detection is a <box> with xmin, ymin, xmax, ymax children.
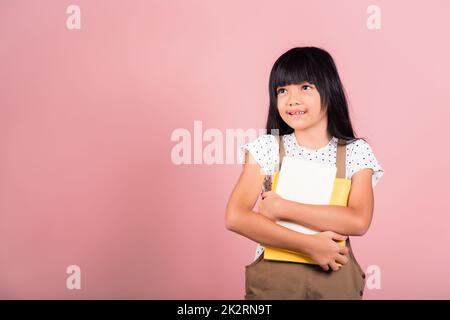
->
<box><xmin>307</xmin><ymin>231</ymin><xmax>350</xmax><ymax>272</ymax></box>
<box><xmin>257</xmin><ymin>191</ymin><xmax>284</xmax><ymax>222</ymax></box>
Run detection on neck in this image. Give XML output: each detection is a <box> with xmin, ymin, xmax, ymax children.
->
<box><xmin>293</xmin><ymin>126</ymin><xmax>332</xmax><ymax>150</ymax></box>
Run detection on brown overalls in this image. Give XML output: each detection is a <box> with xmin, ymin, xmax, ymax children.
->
<box><xmin>245</xmin><ymin>136</ymin><xmax>366</xmax><ymax>300</ymax></box>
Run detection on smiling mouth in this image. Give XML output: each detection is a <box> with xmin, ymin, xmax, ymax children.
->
<box><xmin>287</xmin><ymin>110</ymin><xmax>306</xmax><ymax>118</ymax></box>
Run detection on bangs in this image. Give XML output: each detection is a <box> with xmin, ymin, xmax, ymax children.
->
<box><xmin>270</xmin><ymin>50</ymin><xmax>324</xmax><ymax>95</ymax></box>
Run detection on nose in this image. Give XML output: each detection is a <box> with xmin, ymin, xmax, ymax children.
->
<box><xmin>288</xmin><ymin>90</ymin><xmax>302</xmax><ymax>106</ymax></box>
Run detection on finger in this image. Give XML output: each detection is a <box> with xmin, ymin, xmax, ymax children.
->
<box><xmin>335</xmin><ymin>253</ymin><xmax>349</xmax><ymax>265</ymax></box>
<box><xmin>329</xmin><ymin>261</ymin><xmax>340</xmax><ymax>271</ymax></box>
<box><xmin>339</xmin><ymin>246</ymin><xmax>350</xmax><ymax>256</ymax></box>
<box><xmin>331</xmin><ymin>232</ymin><xmax>348</xmax><ymax>241</ymax></box>
<box><xmin>320</xmin><ymin>264</ymin><xmax>329</xmax><ymax>272</ymax></box>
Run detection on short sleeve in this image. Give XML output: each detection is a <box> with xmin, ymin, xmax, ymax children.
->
<box><xmin>238</xmin><ymin>134</ymin><xmax>278</xmax><ymax>175</ymax></box>
<box><xmin>347</xmin><ymin>139</ymin><xmax>384</xmax><ymax>188</ymax></box>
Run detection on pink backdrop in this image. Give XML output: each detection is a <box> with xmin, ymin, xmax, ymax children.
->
<box><xmin>1</xmin><ymin>0</ymin><xmax>449</xmax><ymax>299</ymax></box>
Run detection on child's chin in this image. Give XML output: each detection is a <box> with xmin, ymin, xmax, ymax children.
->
<box><xmin>282</xmin><ymin>117</ymin><xmax>305</xmax><ymax>127</ymax></box>
<box><xmin>287</xmin><ymin>122</ymin><xmax>308</xmax><ymax>130</ymax></box>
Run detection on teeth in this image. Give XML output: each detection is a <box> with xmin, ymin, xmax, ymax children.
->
<box><xmin>290</xmin><ymin>111</ymin><xmax>305</xmax><ymax>115</ymax></box>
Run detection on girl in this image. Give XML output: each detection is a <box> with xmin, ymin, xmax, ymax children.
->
<box><xmin>225</xmin><ymin>47</ymin><xmax>384</xmax><ymax>300</ymax></box>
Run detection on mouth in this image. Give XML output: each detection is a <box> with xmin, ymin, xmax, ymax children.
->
<box><xmin>287</xmin><ymin>109</ymin><xmax>306</xmax><ymax>119</ymax></box>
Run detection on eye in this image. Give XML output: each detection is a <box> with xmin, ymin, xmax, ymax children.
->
<box><xmin>302</xmin><ymin>84</ymin><xmax>313</xmax><ymax>90</ymax></box>
<box><xmin>276</xmin><ymin>88</ymin><xmax>287</xmax><ymax>95</ymax></box>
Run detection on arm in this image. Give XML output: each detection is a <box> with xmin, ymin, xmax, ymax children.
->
<box><xmin>275</xmin><ymin>168</ymin><xmax>375</xmax><ymax>236</ymax></box>
<box><xmin>225</xmin><ymin>151</ymin><xmax>349</xmax><ymax>271</ymax></box>
<box><xmin>225</xmin><ymin>152</ymin><xmax>315</xmax><ymax>254</ymax></box>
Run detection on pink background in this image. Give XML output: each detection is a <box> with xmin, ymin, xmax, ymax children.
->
<box><xmin>1</xmin><ymin>0</ymin><xmax>449</xmax><ymax>299</ymax></box>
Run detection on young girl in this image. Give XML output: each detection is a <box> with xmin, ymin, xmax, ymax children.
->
<box><xmin>225</xmin><ymin>47</ymin><xmax>384</xmax><ymax>300</ymax></box>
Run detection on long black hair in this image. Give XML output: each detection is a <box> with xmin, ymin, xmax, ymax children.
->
<box><xmin>265</xmin><ymin>47</ymin><xmax>365</xmax><ymax>145</ymax></box>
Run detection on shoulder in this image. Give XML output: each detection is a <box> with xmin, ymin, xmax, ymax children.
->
<box><xmin>253</xmin><ymin>134</ymin><xmax>278</xmax><ymax>147</ymax></box>
<box><xmin>345</xmin><ymin>138</ymin><xmax>384</xmax><ymax>187</ymax></box>
<box><xmin>346</xmin><ymin>138</ymin><xmax>373</xmax><ymax>153</ymax></box>
<box><xmin>238</xmin><ymin>134</ymin><xmax>278</xmax><ymax>175</ymax></box>
<box><xmin>345</xmin><ymin>138</ymin><xmax>379</xmax><ymax>163</ymax></box>
<box><xmin>240</xmin><ymin>134</ymin><xmax>278</xmax><ymax>154</ymax></box>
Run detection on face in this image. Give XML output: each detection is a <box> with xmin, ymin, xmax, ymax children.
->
<box><xmin>276</xmin><ymin>82</ymin><xmax>327</xmax><ymax>131</ymax></box>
